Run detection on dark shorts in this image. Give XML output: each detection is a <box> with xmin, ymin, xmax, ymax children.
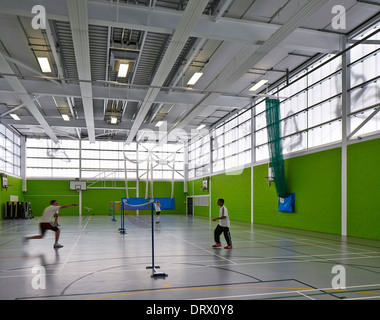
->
<box><xmin>40</xmin><ymin>223</ymin><xmax>59</xmax><ymax>235</ymax></box>
<box><xmin>156</xmin><ymin>211</ymin><xmax>161</xmax><ymax>215</ymax></box>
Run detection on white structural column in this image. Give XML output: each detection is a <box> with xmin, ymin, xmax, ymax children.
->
<box><xmin>341</xmin><ymin>35</ymin><xmax>349</xmax><ymax>237</ymax></box>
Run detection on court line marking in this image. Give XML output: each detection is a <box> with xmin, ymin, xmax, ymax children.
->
<box><xmin>169</xmin><ymin>233</ymin><xmax>237</xmax><ymax>265</ymax></box>
<box><xmin>58</xmin><ymin>216</ymin><xmax>92</xmax><ymax>274</ymax></box>
<box><xmin>2</xmin><ymin>250</ymin><xmax>380</xmax><ymax>279</ymax></box>
<box><xmin>194</xmin><ymin>285</ymin><xmax>380</xmax><ymax>300</ymax></box>
<box><xmin>84</xmin><ymin>284</ymin><xmax>380</xmax><ymax>300</ymax></box>
<box><xmin>84</xmin><ymin>286</ymin><xmax>315</xmax><ymax>300</ymax></box>
<box><xmin>296</xmin><ymin>291</ymin><xmax>315</xmax><ymax>300</ymax></box>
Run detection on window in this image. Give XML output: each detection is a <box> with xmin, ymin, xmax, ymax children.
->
<box><xmin>0</xmin><ymin>124</ymin><xmax>21</xmax><ymax>176</ymax></box>
<box><xmin>26</xmin><ymin>138</ymin><xmax>184</xmax><ymax>180</ymax></box>
<box><xmin>188</xmin><ymin>133</ymin><xmax>210</xmax><ymax>178</ymax></box>
<box><xmin>252</xmin><ymin>54</ymin><xmax>342</xmax><ymax>162</ymax></box>
<box><xmin>210</xmin><ymin>109</ymin><xmax>252</xmax><ymax>174</ymax></box>
<box><xmin>348</xmin><ymin>23</ymin><xmax>380</xmax><ymax>138</ymax></box>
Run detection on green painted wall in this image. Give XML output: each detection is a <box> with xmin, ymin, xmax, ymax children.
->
<box><xmin>187</xmin><ymin>178</ymin><xmax>210</xmax><ymax>196</ymax></box>
<box><xmin>24</xmin><ymin>180</ymin><xmax>81</xmax><ymax>217</ymax></box>
<box><xmin>186</xmin><ymin>178</ymin><xmax>210</xmax><ymax>217</ymax></box>
<box><xmin>254</xmin><ymin>148</ymin><xmax>342</xmax><ymax>234</ymax></box>
<box><xmin>0</xmin><ymin>176</ymin><xmax>24</xmax><ymax>219</ymax></box>
<box><xmin>347</xmin><ymin>138</ymin><xmax>380</xmax><ymax>240</ymax></box>
<box><xmin>190</xmin><ymin>148</ymin><xmax>342</xmax><ymax>235</ymax></box>
<box><xmin>24</xmin><ymin>180</ymin><xmax>186</xmax><ymax>217</ymax></box>
<box><xmin>3</xmin><ymin>137</ymin><xmax>380</xmax><ymax>240</ymax></box>
<box><xmin>211</xmin><ymin>168</ymin><xmax>251</xmax><ymax>222</ymax></box>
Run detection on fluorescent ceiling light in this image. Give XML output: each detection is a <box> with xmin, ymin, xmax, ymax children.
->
<box><xmin>187</xmin><ymin>72</ymin><xmax>203</xmax><ymax>85</ymax></box>
<box><xmin>197</xmin><ymin>124</ymin><xmax>206</xmax><ymax>130</ymax></box>
<box><xmin>62</xmin><ymin>114</ymin><xmax>70</xmax><ymax>121</ymax></box>
<box><xmin>10</xmin><ymin>113</ymin><xmax>20</xmax><ymax>120</ymax></box>
<box><xmin>37</xmin><ymin>57</ymin><xmax>51</xmax><ymax>73</ymax></box>
<box><xmin>111</xmin><ymin>117</ymin><xmax>118</xmax><ymax>124</ymax></box>
<box><xmin>249</xmin><ymin>79</ymin><xmax>268</xmax><ymax>92</ymax></box>
<box><xmin>118</xmin><ymin>63</ymin><xmax>129</xmax><ymax>78</ymax></box>
<box><xmin>156</xmin><ymin>121</ymin><xmax>164</xmax><ymax>127</ymax></box>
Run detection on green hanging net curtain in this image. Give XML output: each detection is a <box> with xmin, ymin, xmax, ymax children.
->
<box><xmin>265</xmin><ymin>98</ymin><xmax>289</xmax><ymax>198</ymax></box>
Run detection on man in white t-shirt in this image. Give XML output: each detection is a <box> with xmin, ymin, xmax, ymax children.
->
<box><xmin>24</xmin><ymin>200</ymin><xmax>77</xmax><ymax>249</ymax></box>
<box><xmin>212</xmin><ymin>199</ymin><xmax>232</xmax><ymax>249</ymax></box>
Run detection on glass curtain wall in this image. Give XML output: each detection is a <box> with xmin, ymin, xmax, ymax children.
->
<box><xmin>348</xmin><ymin>24</ymin><xmax>380</xmax><ymax>138</ymax></box>
<box><xmin>0</xmin><ymin>124</ymin><xmax>21</xmax><ymax>176</ymax></box>
<box><xmin>24</xmin><ymin>21</ymin><xmax>380</xmax><ymax>180</ymax></box>
<box><xmin>189</xmin><ymin>21</ymin><xmax>380</xmax><ymax>178</ymax></box>
<box><xmin>26</xmin><ymin>138</ymin><xmax>184</xmax><ymax>180</ymax></box>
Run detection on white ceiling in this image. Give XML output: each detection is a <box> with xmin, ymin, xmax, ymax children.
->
<box><xmin>0</xmin><ymin>0</ymin><xmax>379</xmax><ymax>143</ymax></box>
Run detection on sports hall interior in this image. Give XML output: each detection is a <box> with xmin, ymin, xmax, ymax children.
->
<box><xmin>0</xmin><ymin>0</ymin><xmax>380</xmax><ymax>301</ymax></box>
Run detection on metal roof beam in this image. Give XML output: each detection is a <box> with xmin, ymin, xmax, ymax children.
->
<box><xmin>67</xmin><ymin>0</ymin><xmax>95</xmax><ymax>142</ymax></box>
<box><xmin>0</xmin><ymin>0</ymin><xmax>340</xmax><ymax>53</ymax></box>
<box><xmin>0</xmin><ymin>52</ymin><xmax>59</xmax><ymax>143</ymax></box>
<box><xmin>0</xmin><ymin>78</ymin><xmax>253</xmax><ymax>108</ymax></box>
<box><xmin>125</xmin><ymin>0</ymin><xmax>210</xmax><ymax>144</ymax></box>
<box><xmin>165</xmin><ymin>0</ymin><xmax>330</xmax><ymax>135</ymax></box>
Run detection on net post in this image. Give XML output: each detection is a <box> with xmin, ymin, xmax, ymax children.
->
<box><xmin>119</xmin><ymin>201</ymin><xmax>126</xmax><ymax>234</ymax></box>
<box><xmin>146</xmin><ymin>199</ymin><xmax>167</xmax><ymax>278</ymax></box>
<box><xmin>112</xmin><ymin>201</ymin><xmax>117</xmax><ymax>221</ymax></box>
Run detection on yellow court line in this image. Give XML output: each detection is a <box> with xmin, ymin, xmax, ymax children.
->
<box><xmin>84</xmin><ymin>286</ymin><xmax>315</xmax><ymax>300</ymax></box>
<box><xmin>356</xmin><ymin>291</ymin><xmax>380</xmax><ymax>296</ymax></box>
<box><xmin>84</xmin><ymin>286</ymin><xmax>380</xmax><ymax>300</ymax></box>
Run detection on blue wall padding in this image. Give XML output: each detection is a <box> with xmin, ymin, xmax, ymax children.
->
<box><xmin>278</xmin><ymin>193</ymin><xmax>295</xmax><ymax>213</ymax></box>
<box><xmin>122</xmin><ymin>197</ymin><xmax>175</xmax><ymax>210</ymax></box>
<box><xmin>153</xmin><ymin>198</ymin><xmax>175</xmax><ymax>210</ymax></box>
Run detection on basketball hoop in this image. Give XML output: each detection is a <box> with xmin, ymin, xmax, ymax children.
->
<box><xmin>75</xmin><ymin>186</ymin><xmax>81</xmax><ymax>192</ymax></box>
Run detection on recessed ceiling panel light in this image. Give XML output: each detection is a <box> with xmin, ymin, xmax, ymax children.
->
<box><xmin>249</xmin><ymin>79</ymin><xmax>268</xmax><ymax>92</ymax></box>
<box><xmin>10</xmin><ymin>113</ymin><xmax>21</xmax><ymax>120</ymax></box>
<box><xmin>37</xmin><ymin>57</ymin><xmax>51</xmax><ymax>73</ymax></box>
<box><xmin>187</xmin><ymin>72</ymin><xmax>203</xmax><ymax>85</ymax></box>
<box><xmin>118</xmin><ymin>63</ymin><xmax>129</xmax><ymax>78</ymax></box>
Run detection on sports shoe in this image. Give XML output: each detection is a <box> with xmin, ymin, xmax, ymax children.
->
<box><xmin>53</xmin><ymin>243</ymin><xmax>63</xmax><ymax>249</ymax></box>
<box><xmin>224</xmin><ymin>245</ymin><xmax>233</xmax><ymax>249</ymax></box>
<box><xmin>212</xmin><ymin>243</ymin><xmax>222</xmax><ymax>248</ymax></box>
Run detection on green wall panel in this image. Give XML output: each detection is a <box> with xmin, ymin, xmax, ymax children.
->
<box><xmin>24</xmin><ymin>180</ymin><xmax>186</xmax><ymax>217</ymax></box>
<box><xmin>347</xmin><ymin>138</ymin><xmax>380</xmax><ymax>240</ymax></box>
<box><xmin>24</xmin><ymin>180</ymin><xmax>80</xmax><ymax>217</ymax></box>
<box><xmin>0</xmin><ymin>176</ymin><xmax>24</xmax><ymax>219</ymax></box>
<box><xmin>254</xmin><ymin>148</ymin><xmax>341</xmax><ymax>234</ymax></box>
<box><xmin>211</xmin><ymin>168</ymin><xmax>251</xmax><ymax>222</ymax></box>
